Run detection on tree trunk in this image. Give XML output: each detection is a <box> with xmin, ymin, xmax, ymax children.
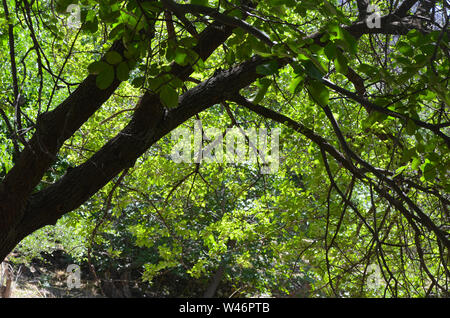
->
<box><xmin>203</xmin><ymin>262</ymin><xmax>226</xmax><ymax>298</ymax></box>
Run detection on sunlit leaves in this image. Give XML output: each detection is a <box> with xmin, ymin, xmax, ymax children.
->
<box><xmin>420</xmin><ymin>159</ymin><xmax>437</xmax><ymax>182</ymax></box>
<box><xmin>4</xmin><ymin>0</ymin><xmax>450</xmax><ymax>299</ymax></box>
<box><xmin>334</xmin><ymin>50</ymin><xmax>348</xmax><ymax>75</ymax></box>
<box><xmin>252</xmin><ymin>78</ymin><xmax>272</xmax><ymax>104</ymax></box>
<box><xmin>327</xmin><ymin>23</ymin><xmax>358</xmax><ymax>56</ymax></box>
<box><xmin>116</xmin><ymin>62</ymin><xmax>130</xmax><ymax>81</ymax></box>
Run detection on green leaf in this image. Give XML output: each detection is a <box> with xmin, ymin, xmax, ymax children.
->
<box><xmin>116</xmin><ymin>62</ymin><xmax>130</xmax><ymax>81</ymax></box>
<box><xmin>394</xmin><ymin>165</ymin><xmax>408</xmax><ymax>177</ymax></box>
<box><xmin>324</xmin><ymin>42</ymin><xmax>337</xmax><ymax>60</ymax></box>
<box><xmin>55</xmin><ymin>0</ymin><xmax>75</xmax><ymax>14</ymax></box>
<box><xmin>225</xmin><ymin>49</ymin><xmax>235</xmax><ymax>65</ymax></box>
<box><xmin>303</xmin><ymin>60</ymin><xmax>324</xmax><ymax>80</ymax></box>
<box><xmin>105</xmin><ymin>51</ymin><xmax>123</xmax><ymax>65</ymax></box>
<box><xmin>289</xmin><ymin>75</ymin><xmax>304</xmax><ymax>94</ymax></box>
<box><xmin>109</xmin><ymin>24</ymin><xmax>124</xmax><ymax>40</ymax></box>
<box><xmin>340</xmin><ymin>28</ymin><xmax>358</xmax><ymax>55</ymax></box>
<box><xmin>308</xmin><ymin>80</ymin><xmax>329</xmax><ymax>106</ymax></box>
<box><xmin>165</xmin><ymin>42</ymin><xmax>176</xmax><ymax>62</ymax></box>
<box><xmin>236</xmin><ymin>41</ymin><xmax>253</xmax><ymax>60</ymax></box>
<box><xmin>401</xmin><ymin>147</ymin><xmax>416</xmax><ymax>163</ymax></box>
<box><xmin>427</xmin><ymin>152</ymin><xmax>440</xmax><ymax>163</ymax></box>
<box><xmin>96</xmin><ymin>65</ymin><xmax>115</xmax><ymax>90</ymax></box>
<box><xmin>249</xmin><ymin>36</ymin><xmax>271</xmax><ymax>55</ymax></box>
<box><xmin>160</xmin><ymin>85</ymin><xmax>179</xmax><ymax>109</ymax></box>
<box><xmin>322</xmin><ymin>0</ymin><xmax>351</xmax><ymax>25</ymax></box>
<box><xmin>252</xmin><ymin>79</ymin><xmax>271</xmax><ymax>104</ymax></box>
<box><xmin>140</xmin><ymin>1</ymin><xmax>162</xmax><ymax>12</ymax></box>
<box><xmin>407</xmin><ymin>29</ymin><xmax>422</xmax><ymax>45</ymax></box>
<box><xmin>82</xmin><ymin>16</ymin><xmax>98</xmax><ymax>33</ymax></box>
<box><xmin>397</xmin><ymin>41</ymin><xmax>413</xmax><ymax>56</ymax></box>
<box><xmin>174</xmin><ymin>48</ymin><xmax>188</xmax><ymax>66</ymax></box>
<box><xmin>329</xmin><ymin>24</ymin><xmax>358</xmax><ymax>55</ymax></box>
<box><xmin>421</xmin><ymin>160</ymin><xmax>436</xmax><ymax>182</ymax></box>
<box><xmin>192</xmin><ymin>58</ymin><xmax>205</xmax><ymax>72</ymax></box>
<box><xmin>149</xmin><ymin>75</ymin><xmax>169</xmax><ymax>91</ymax></box>
<box><xmin>322</xmin><ymin>1</ymin><xmax>337</xmax><ymax>16</ymax></box>
<box><xmin>411</xmin><ymin>157</ymin><xmax>421</xmax><ymax>170</ymax></box>
<box><xmin>405</xmin><ymin>119</ymin><xmax>417</xmax><ymax>135</ymax></box>
<box><xmin>191</xmin><ymin>0</ymin><xmax>208</xmax><ymax>5</ymax></box>
<box><xmin>273</xmin><ymin>0</ymin><xmax>296</xmax><ymax>6</ymax></box>
<box><xmin>88</xmin><ymin>61</ymin><xmax>108</xmax><ymax>75</ymax></box>
<box><xmin>357</xmin><ymin>63</ymin><xmax>377</xmax><ymax>76</ymax></box>
<box><xmin>256</xmin><ymin>60</ymin><xmax>279</xmax><ymax>76</ymax></box>
<box><xmin>334</xmin><ymin>50</ymin><xmax>348</xmax><ymax>75</ymax></box>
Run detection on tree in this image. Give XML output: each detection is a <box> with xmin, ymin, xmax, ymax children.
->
<box><xmin>0</xmin><ymin>0</ymin><xmax>449</xmax><ymax>296</ymax></box>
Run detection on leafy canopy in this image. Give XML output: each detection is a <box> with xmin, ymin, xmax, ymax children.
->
<box><xmin>0</xmin><ymin>0</ymin><xmax>449</xmax><ymax>297</ymax></box>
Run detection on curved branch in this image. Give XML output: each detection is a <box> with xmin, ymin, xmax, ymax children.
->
<box><xmin>17</xmin><ymin>56</ymin><xmax>270</xmax><ymax>240</ymax></box>
<box><xmin>321</xmin><ymin>78</ymin><xmax>450</xmax><ymax>149</ymax></box>
<box><xmin>232</xmin><ymin>95</ymin><xmax>450</xmax><ymax>250</ymax></box>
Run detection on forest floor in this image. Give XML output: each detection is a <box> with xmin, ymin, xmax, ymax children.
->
<box><xmin>4</xmin><ymin>248</ymin><xmax>163</xmax><ymax>298</ymax></box>
<box><xmin>5</xmin><ymin>250</ymin><xmax>102</xmax><ymax>298</ymax></box>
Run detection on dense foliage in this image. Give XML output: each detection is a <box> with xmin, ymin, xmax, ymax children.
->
<box><xmin>0</xmin><ymin>0</ymin><xmax>449</xmax><ymax>297</ymax></box>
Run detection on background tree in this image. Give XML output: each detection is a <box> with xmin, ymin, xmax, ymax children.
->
<box><xmin>0</xmin><ymin>0</ymin><xmax>449</xmax><ymax>296</ymax></box>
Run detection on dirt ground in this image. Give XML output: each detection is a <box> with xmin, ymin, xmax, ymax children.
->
<box><xmin>2</xmin><ymin>249</ymin><xmax>162</xmax><ymax>298</ymax></box>
<box><xmin>2</xmin><ymin>250</ymin><xmax>102</xmax><ymax>298</ymax></box>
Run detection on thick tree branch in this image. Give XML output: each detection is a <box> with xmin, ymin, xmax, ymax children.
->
<box><xmin>17</xmin><ymin>56</ymin><xmax>270</xmax><ymax>240</ymax></box>
<box><xmin>0</xmin><ymin>17</ymin><xmax>235</xmax><ymax>228</ymax></box>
